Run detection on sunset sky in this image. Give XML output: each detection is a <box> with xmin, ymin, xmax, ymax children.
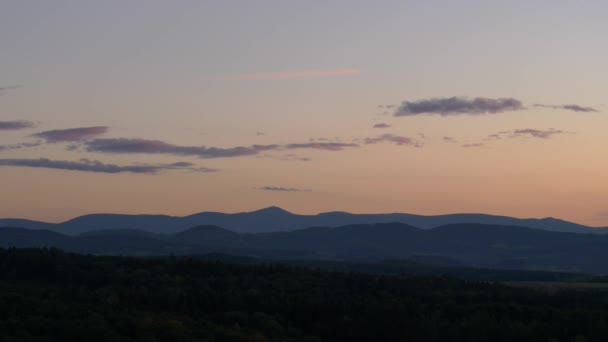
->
<box><xmin>1</xmin><ymin>1</ymin><xmax>607</xmax><ymax>225</ymax></box>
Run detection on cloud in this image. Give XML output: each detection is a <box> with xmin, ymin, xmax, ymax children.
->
<box><xmin>0</xmin><ymin>85</ymin><xmax>19</xmax><ymax>96</ymax></box>
<box><xmin>363</xmin><ymin>134</ymin><xmax>421</xmax><ymax>147</ymax></box>
<box><xmin>0</xmin><ymin>120</ymin><xmax>35</xmax><ymax>130</ymax></box>
<box><xmin>258</xmin><ymin>186</ymin><xmax>311</xmax><ymax>192</ymax></box>
<box><xmin>511</xmin><ymin>128</ymin><xmax>567</xmax><ymax>139</ymax></box>
<box><xmin>0</xmin><ymin>141</ymin><xmax>42</xmax><ymax>152</ymax></box>
<box><xmin>32</xmin><ymin>126</ymin><xmax>109</xmax><ymax>143</ymax></box>
<box><xmin>277</xmin><ymin>154</ymin><xmax>313</xmax><ymax>162</ymax></box>
<box><xmin>462</xmin><ymin>143</ymin><xmax>486</xmax><ymax>148</ymax></box>
<box><xmin>84</xmin><ymin>138</ymin><xmax>358</xmax><ymax>158</ymax></box>
<box><xmin>255</xmin><ymin>153</ymin><xmax>312</xmax><ymax>162</ymax></box>
<box><xmin>284</xmin><ymin>142</ymin><xmax>359</xmax><ymax>151</ymax></box>
<box><xmin>373</xmin><ymin>123</ymin><xmax>391</xmax><ymax>129</ymax></box>
<box><xmin>486</xmin><ymin>133</ymin><xmax>503</xmax><ymax>140</ymax></box>
<box><xmin>85</xmin><ymin>138</ymin><xmax>280</xmax><ymax>158</ymax></box>
<box><xmin>227</xmin><ymin>68</ymin><xmax>362</xmax><ymax>80</ymax></box>
<box><xmin>443</xmin><ymin>136</ymin><xmax>458</xmax><ymax>143</ymax></box>
<box><xmin>0</xmin><ymin>158</ymin><xmax>218</xmax><ymax>174</ymax></box>
<box><xmin>394</xmin><ymin>97</ymin><xmax>524</xmax><ymax>116</ymax></box>
<box><xmin>484</xmin><ymin>128</ymin><xmax>570</xmax><ymax>142</ymax></box>
<box><xmin>534</xmin><ymin>104</ymin><xmax>599</xmax><ymax>113</ymax></box>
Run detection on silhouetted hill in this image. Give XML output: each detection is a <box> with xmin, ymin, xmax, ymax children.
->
<box><xmin>0</xmin><ymin>227</ymin><xmax>67</xmax><ymax>248</ymax></box>
<box><xmin>3</xmin><ymin>222</ymin><xmax>608</xmax><ymax>273</ymax></box>
<box><xmin>1</xmin><ymin>207</ymin><xmax>605</xmax><ymax>235</ymax></box>
<box><xmin>59</xmin><ymin>214</ymin><xmax>179</xmax><ymax>235</ymax></box>
<box><xmin>169</xmin><ymin>225</ymin><xmax>239</xmax><ymax>246</ymax></box>
<box><xmin>0</xmin><ymin>219</ymin><xmax>56</xmax><ymax>231</ymax></box>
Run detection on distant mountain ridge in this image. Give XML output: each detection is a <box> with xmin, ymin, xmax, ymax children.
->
<box><xmin>2</xmin><ymin>222</ymin><xmax>608</xmax><ymax>273</ymax></box>
<box><xmin>0</xmin><ymin>206</ymin><xmax>605</xmax><ymax>235</ymax></box>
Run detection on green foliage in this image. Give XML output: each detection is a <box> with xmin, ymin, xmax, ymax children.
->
<box><xmin>0</xmin><ymin>248</ymin><xmax>607</xmax><ymax>341</ymax></box>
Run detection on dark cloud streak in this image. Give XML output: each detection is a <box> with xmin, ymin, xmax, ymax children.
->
<box><xmin>394</xmin><ymin>97</ymin><xmax>524</xmax><ymax>116</ymax></box>
<box><xmin>0</xmin><ymin>141</ymin><xmax>42</xmax><ymax>152</ymax></box>
<box><xmin>534</xmin><ymin>104</ymin><xmax>599</xmax><ymax>113</ymax></box>
<box><xmin>259</xmin><ymin>186</ymin><xmax>310</xmax><ymax>192</ymax></box>
<box><xmin>511</xmin><ymin>128</ymin><xmax>567</xmax><ymax>139</ymax></box>
<box><xmin>284</xmin><ymin>142</ymin><xmax>358</xmax><ymax>151</ymax></box>
<box><xmin>0</xmin><ymin>120</ymin><xmax>35</xmax><ymax>130</ymax></box>
<box><xmin>364</xmin><ymin>134</ymin><xmax>421</xmax><ymax>147</ymax></box>
<box><xmin>0</xmin><ymin>158</ymin><xmax>218</xmax><ymax>174</ymax></box>
<box><xmin>84</xmin><ymin>138</ymin><xmax>359</xmax><ymax>158</ymax></box>
<box><xmin>33</xmin><ymin>126</ymin><xmax>109</xmax><ymax>143</ymax></box>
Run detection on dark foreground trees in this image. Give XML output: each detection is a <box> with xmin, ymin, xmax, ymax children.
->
<box><xmin>0</xmin><ymin>248</ymin><xmax>607</xmax><ymax>341</ymax></box>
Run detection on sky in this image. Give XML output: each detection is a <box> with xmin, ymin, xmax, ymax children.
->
<box><xmin>1</xmin><ymin>0</ymin><xmax>607</xmax><ymax>225</ymax></box>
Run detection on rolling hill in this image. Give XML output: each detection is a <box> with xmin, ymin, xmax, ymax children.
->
<box><xmin>0</xmin><ymin>206</ymin><xmax>604</xmax><ymax>235</ymax></box>
<box><xmin>2</xmin><ymin>222</ymin><xmax>608</xmax><ymax>273</ymax></box>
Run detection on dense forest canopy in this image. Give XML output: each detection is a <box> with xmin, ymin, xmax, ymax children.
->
<box><xmin>1</xmin><ymin>248</ymin><xmax>608</xmax><ymax>341</ymax></box>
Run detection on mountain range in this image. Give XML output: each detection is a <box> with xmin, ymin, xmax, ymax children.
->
<box><xmin>0</xmin><ymin>206</ymin><xmax>605</xmax><ymax>235</ymax></box>
<box><xmin>2</xmin><ymin>222</ymin><xmax>608</xmax><ymax>273</ymax></box>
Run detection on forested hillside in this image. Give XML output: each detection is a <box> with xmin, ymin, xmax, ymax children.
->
<box><xmin>1</xmin><ymin>248</ymin><xmax>608</xmax><ymax>341</ymax></box>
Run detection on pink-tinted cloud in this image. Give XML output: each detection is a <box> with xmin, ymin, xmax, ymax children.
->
<box><xmin>0</xmin><ymin>120</ymin><xmax>35</xmax><ymax>130</ymax></box>
<box><xmin>227</xmin><ymin>68</ymin><xmax>362</xmax><ymax>80</ymax></box>
<box><xmin>363</xmin><ymin>134</ymin><xmax>421</xmax><ymax>147</ymax></box>
<box><xmin>33</xmin><ymin>126</ymin><xmax>109</xmax><ymax>142</ymax></box>
<box><xmin>0</xmin><ymin>158</ymin><xmax>218</xmax><ymax>174</ymax></box>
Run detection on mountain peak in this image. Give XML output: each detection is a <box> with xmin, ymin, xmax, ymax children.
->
<box><xmin>251</xmin><ymin>206</ymin><xmax>292</xmax><ymax>215</ymax></box>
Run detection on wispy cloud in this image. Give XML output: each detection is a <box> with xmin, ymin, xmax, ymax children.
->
<box><xmin>85</xmin><ymin>138</ymin><xmax>280</xmax><ymax>158</ymax></box>
<box><xmin>33</xmin><ymin>126</ymin><xmax>109</xmax><ymax>143</ymax></box>
<box><xmin>0</xmin><ymin>120</ymin><xmax>35</xmax><ymax>130</ymax></box>
<box><xmin>258</xmin><ymin>186</ymin><xmax>311</xmax><ymax>192</ymax></box>
<box><xmin>462</xmin><ymin>143</ymin><xmax>486</xmax><ymax>148</ymax></box>
<box><xmin>373</xmin><ymin>123</ymin><xmax>392</xmax><ymax>129</ymax></box>
<box><xmin>443</xmin><ymin>136</ymin><xmax>458</xmax><ymax>143</ymax></box>
<box><xmin>282</xmin><ymin>154</ymin><xmax>312</xmax><ymax>162</ymax></box>
<box><xmin>255</xmin><ymin>153</ymin><xmax>312</xmax><ymax>162</ymax></box>
<box><xmin>284</xmin><ymin>142</ymin><xmax>359</xmax><ymax>151</ymax></box>
<box><xmin>394</xmin><ymin>97</ymin><xmax>525</xmax><ymax>116</ymax></box>
<box><xmin>0</xmin><ymin>158</ymin><xmax>218</xmax><ymax>174</ymax></box>
<box><xmin>0</xmin><ymin>85</ymin><xmax>20</xmax><ymax>96</ymax></box>
<box><xmin>84</xmin><ymin>138</ymin><xmax>359</xmax><ymax>158</ymax></box>
<box><xmin>534</xmin><ymin>104</ymin><xmax>599</xmax><ymax>113</ymax></box>
<box><xmin>511</xmin><ymin>128</ymin><xmax>568</xmax><ymax>139</ymax></box>
<box><xmin>0</xmin><ymin>141</ymin><xmax>42</xmax><ymax>152</ymax></box>
<box><xmin>227</xmin><ymin>68</ymin><xmax>362</xmax><ymax>80</ymax></box>
<box><xmin>486</xmin><ymin>128</ymin><xmax>569</xmax><ymax>140</ymax></box>
<box><xmin>363</xmin><ymin>134</ymin><xmax>422</xmax><ymax>147</ymax></box>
